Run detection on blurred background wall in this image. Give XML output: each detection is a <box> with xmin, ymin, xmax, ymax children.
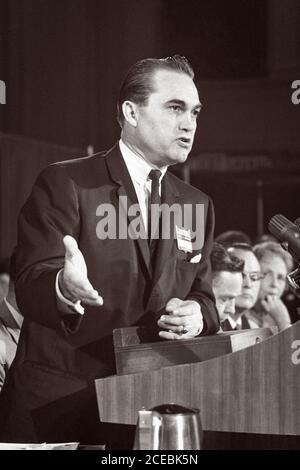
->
<box><xmin>0</xmin><ymin>0</ymin><xmax>300</xmax><ymax>258</ymax></box>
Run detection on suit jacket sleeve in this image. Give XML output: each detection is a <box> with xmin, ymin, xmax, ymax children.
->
<box><xmin>15</xmin><ymin>164</ymin><xmax>80</xmax><ymax>331</ymax></box>
<box><xmin>186</xmin><ymin>197</ymin><xmax>220</xmax><ymax>335</ymax></box>
<box><xmin>0</xmin><ymin>333</ymin><xmax>6</xmax><ymax>391</ymax></box>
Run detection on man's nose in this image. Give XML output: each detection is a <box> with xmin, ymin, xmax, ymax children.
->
<box><xmin>179</xmin><ymin>112</ymin><xmax>196</xmax><ymax>132</ymax></box>
<box><xmin>242</xmin><ymin>274</ymin><xmax>252</xmax><ymax>288</ymax></box>
<box><xmin>216</xmin><ymin>303</ymin><xmax>226</xmax><ymax>319</ymax></box>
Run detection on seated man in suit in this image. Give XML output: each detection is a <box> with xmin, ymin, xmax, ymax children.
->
<box><xmin>210</xmin><ymin>243</ymin><xmax>244</xmax><ymax>329</ymax></box>
<box><xmin>225</xmin><ymin>243</ymin><xmax>263</xmax><ymax>330</ymax></box>
<box><xmin>0</xmin><ymin>257</ymin><xmax>23</xmax><ymax>391</ymax></box>
<box><xmin>0</xmin><ymin>258</ymin><xmax>10</xmax><ymax>304</ymax></box>
<box><xmin>0</xmin><ymin>55</ymin><xmax>219</xmax><ymax>445</ymax></box>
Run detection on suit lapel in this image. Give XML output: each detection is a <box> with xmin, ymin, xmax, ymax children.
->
<box><xmin>105</xmin><ymin>145</ymin><xmax>151</xmax><ymax>276</ymax></box>
<box><xmin>221</xmin><ymin>319</ymin><xmax>232</xmax><ymax>331</ymax></box>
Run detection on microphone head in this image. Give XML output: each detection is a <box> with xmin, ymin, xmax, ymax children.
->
<box><xmin>268</xmin><ymin>214</ymin><xmax>292</xmax><ymax>238</ymax></box>
<box><xmin>268</xmin><ymin>214</ymin><xmax>300</xmax><ymax>262</ymax></box>
<box><xmin>294</xmin><ymin>218</ymin><xmax>300</xmax><ymax>228</ymax></box>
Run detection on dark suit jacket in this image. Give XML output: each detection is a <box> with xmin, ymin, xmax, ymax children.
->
<box><xmin>0</xmin><ymin>299</ymin><xmax>22</xmax><ymax>390</ymax></box>
<box><xmin>221</xmin><ymin>315</ymin><xmax>251</xmax><ymax>331</ymax></box>
<box><xmin>0</xmin><ymin>144</ymin><xmax>219</xmax><ymax>443</ymax></box>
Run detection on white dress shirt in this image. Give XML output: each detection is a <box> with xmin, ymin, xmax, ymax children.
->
<box><xmin>227</xmin><ymin>314</ymin><xmax>242</xmax><ymax>330</ymax></box>
<box><xmin>119</xmin><ymin>139</ymin><xmax>167</xmax><ymax>233</ymax></box>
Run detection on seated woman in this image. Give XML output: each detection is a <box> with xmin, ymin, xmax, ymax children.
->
<box><xmin>245</xmin><ymin>241</ymin><xmax>294</xmax><ymax>331</ymax></box>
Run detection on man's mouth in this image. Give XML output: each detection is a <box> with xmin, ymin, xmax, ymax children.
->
<box><xmin>177</xmin><ymin>137</ymin><xmax>191</xmax><ymax>147</ymax></box>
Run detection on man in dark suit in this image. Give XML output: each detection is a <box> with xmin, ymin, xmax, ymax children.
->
<box><xmin>210</xmin><ymin>243</ymin><xmax>244</xmax><ymax>329</ymax></box>
<box><xmin>224</xmin><ymin>243</ymin><xmax>263</xmax><ymax>330</ymax></box>
<box><xmin>0</xmin><ymin>55</ymin><xmax>219</xmax><ymax>444</ymax></box>
<box><xmin>0</xmin><ymin>279</ymin><xmax>23</xmax><ymax>391</ymax></box>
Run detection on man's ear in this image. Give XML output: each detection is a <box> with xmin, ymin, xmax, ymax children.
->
<box><xmin>122</xmin><ymin>101</ymin><xmax>138</xmax><ymax>127</ymax></box>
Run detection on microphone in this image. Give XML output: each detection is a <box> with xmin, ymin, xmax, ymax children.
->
<box><xmin>268</xmin><ymin>214</ymin><xmax>300</xmax><ymax>293</ymax></box>
<box><xmin>294</xmin><ymin>218</ymin><xmax>300</xmax><ymax>228</ymax></box>
<box><xmin>268</xmin><ymin>214</ymin><xmax>300</xmax><ymax>262</ymax></box>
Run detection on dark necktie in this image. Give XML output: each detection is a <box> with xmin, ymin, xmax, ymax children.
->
<box><xmin>221</xmin><ymin>319</ymin><xmax>240</xmax><ymax>331</ymax></box>
<box><xmin>148</xmin><ymin>169</ymin><xmax>162</xmax><ymax>260</ymax></box>
<box><xmin>220</xmin><ymin>319</ymin><xmax>231</xmax><ymax>331</ymax></box>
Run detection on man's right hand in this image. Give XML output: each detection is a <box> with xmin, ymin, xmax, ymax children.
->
<box><xmin>58</xmin><ymin>235</ymin><xmax>103</xmax><ymax>307</ymax></box>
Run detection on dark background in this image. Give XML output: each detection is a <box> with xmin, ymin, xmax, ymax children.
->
<box><xmin>0</xmin><ymin>0</ymin><xmax>300</xmax><ymax>257</ymax></box>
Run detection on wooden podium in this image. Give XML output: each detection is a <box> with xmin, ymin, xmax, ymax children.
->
<box><xmin>95</xmin><ymin>322</ymin><xmax>300</xmax><ymax>437</ymax></box>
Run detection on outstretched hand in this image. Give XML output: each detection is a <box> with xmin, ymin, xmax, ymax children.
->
<box><xmin>59</xmin><ymin>235</ymin><xmax>103</xmax><ymax>307</ymax></box>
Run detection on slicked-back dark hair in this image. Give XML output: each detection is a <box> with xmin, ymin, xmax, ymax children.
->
<box><xmin>211</xmin><ymin>242</ymin><xmax>244</xmax><ymax>275</ymax></box>
<box><xmin>227</xmin><ymin>242</ymin><xmax>254</xmax><ymax>253</ymax></box>
<box><xmin>215</xmin><ymin>230</ymin><xmax>252</xmax><ymax>248</ymax></box>
<box><xmin>117</xmin><ymin>54</ymin><xmax>194</xmax><ymax>127</ymax></box>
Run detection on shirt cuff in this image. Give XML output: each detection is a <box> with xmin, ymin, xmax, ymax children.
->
<box><xmin>55</xmin><ymin>269</ymin><xmax>85</xmax><ymax>315</ymax></box>
<box><xmin>188</xmin><ymin>327</ymin><xmax>202</xmax><ymax>337</ymax></box>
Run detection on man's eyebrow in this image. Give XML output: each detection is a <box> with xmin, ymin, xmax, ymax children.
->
<box><xmin>193</xmin><ymin>102</ymin><xmax>202</xmax><ymax>110</ymax></box>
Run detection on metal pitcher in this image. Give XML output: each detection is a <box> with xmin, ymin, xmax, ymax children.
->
<box><xmin>133</xmin><ymin>403</ymin><xmax>203</xmax><ymax>450</ymax></box>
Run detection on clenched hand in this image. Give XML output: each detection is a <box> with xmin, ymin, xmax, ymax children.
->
<box><xmin>157</xmin><ymin>297</ymin><xmax>203</xmax><ymax>340</ymax></box>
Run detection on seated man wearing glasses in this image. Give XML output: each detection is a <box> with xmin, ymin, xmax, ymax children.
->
<box><xmin>210</xmin><ymin>243</ymin><xmax>244</xmax><ymax>326</ymax></box>
<box><xmin>222</xmin><ymin>243</ymin><xmax>263</xmax><ymax>330</ymax></box>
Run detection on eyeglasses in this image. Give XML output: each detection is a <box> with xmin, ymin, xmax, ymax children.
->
<box><xmin>242</xmin><ymin>272</ymin><xmax>265</xmax><ymax>282</ymax></box>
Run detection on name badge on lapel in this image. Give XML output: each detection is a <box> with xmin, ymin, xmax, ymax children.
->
<box><xmin>175</xmin><ymin>226</ymin><xmax>193</xmax><ymax>253</ymax></box>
